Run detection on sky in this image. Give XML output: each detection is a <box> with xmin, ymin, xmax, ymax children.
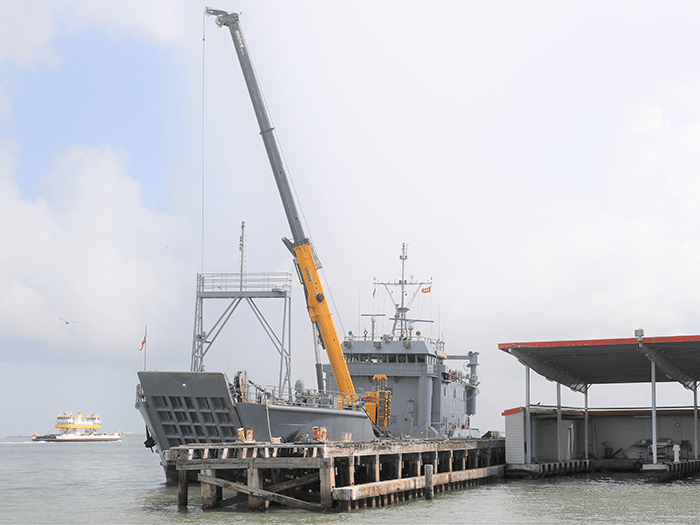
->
<box><xmin>2</xmin><ymin>1</ymin><xmax>700</xmax><ymax>438</ymax></box>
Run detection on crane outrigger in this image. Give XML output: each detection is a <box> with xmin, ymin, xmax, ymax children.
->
<box><xmin>204</xmin><ymin>8</ymin><xmax>389</xmax><ymax>424</ymax></box>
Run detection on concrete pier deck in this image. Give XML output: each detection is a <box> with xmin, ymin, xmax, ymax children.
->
<box><xmin>170</xmin><ymin>437</ymin><xmax>505</xmax><ymax>511</ymax></box>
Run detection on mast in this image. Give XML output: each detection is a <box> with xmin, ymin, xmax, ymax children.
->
<box><xmin>375</xmin><ymin>244</ymin><xmax>433</xmax><ymax>338</ymax></box>
<box><xmin>239</xmin><ymin>221</ymin><xmax>246</xmax><ymax>292</ymax></box>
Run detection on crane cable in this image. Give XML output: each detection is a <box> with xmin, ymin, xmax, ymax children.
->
<box><xmin>201</xmin><ymin>12</ymin><xmax>208</xmax><ymax>274</ymax></box>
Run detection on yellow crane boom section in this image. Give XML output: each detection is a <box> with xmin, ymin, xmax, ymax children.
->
<box><xmin>294</xmin><ymin>243</ymin><xmax>356</xmax><ymax>402</ymax></box>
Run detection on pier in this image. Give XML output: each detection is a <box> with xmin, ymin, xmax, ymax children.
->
<box><xmin>500</xmin><ymin>331</ymin><xmax>700</xmax><ymax>479</ymax></box>
<box><xmin>506</xmin><ymin>460</ymin><xmax>591</xmax><ymax>478</ymax></box>
<box><xmin>170</xmin><ymin>436</ymin><xmax>505</xmax><ymax>511</ymax></box>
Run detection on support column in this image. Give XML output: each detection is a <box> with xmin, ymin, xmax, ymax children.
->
<box><xmin>424</xmin><ymin>464</ymin><xmax>434</xmax><ymax>500</ymax></box>
<box><xmin>651</xmin><ymin>360</ymin><xmax>658</xmax><ymax>464</ymax></box>
<box><xmin>177</xmin><ymin>470</ymin><xmax>188</xmax><ymax>508</ymax></box>
<box><xmin>348</xmin><ymin>455</ymin><xmax>355</xmax><ymax>485</ymax></box>
<box><xmin>525</xmin><ymin>366</ymin><xmax>531</xmax><ymax>464</ymax></box>
<box><xmin>201</xmin><ymin>469</ymin><xmax>219</xmax><ymax>508</ymax></box>
<box><xmin>556</xmin><ymin>382</ymin><xmax>562</xmax><ymax>462</ymax></box>
<box><xmin>584</xmin><ymin>387</ymin><xmax>589</xmax><ymax>460</ymax></box>
<box><xmin>246</xmin><ymin>466</ymin><xmax>267</xmax><ymax>509</ymax></box>
<box><xmin>694</xmin><ymin>384</ymin><xmax>698</xmax><ymax>460</ymax></box>
<box><xmin>319</xmin><ymin>458</ymin><xmax>335</xmax><ymax>509</ymax></box>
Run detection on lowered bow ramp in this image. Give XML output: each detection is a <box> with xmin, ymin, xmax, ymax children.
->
<box><xmin>136</xmin><ymin>371</ymin><xmax>242</xmax><ymax>452</ymax></box>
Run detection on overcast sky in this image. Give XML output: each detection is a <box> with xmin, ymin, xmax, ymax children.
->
<box><xmin>2</xmin><ymin>1</ymin><xmax>700</xmax><ymax>438</ymax></box>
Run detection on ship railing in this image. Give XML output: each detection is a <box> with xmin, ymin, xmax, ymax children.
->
<box><xmin>235</xmin><ymin>381</ymin><xmax>364</xmax><ymax>411</ymax></box>
<box><xmin>346</xmin><ymin>331</ymin><xmax>446</xmax><ymax>351</ymax></box>
<box><xmin>198</xmin><ymin>272</ymin><xmax>292</xmax><ymax>294</ymax></box>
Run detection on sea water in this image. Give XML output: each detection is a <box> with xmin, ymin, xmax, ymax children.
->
<box><xmin>1</xmin><ymin>435</ymin><xmax>699</xmax><ymax>524</ymax></box>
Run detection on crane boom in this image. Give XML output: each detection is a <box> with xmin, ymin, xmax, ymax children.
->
<box><xmin>205</xmin><ymin>8</ymin><xmax>357</xmax><ymax>403</ymax></box>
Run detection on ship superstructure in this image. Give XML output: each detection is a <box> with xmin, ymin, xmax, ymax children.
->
<box><xmin>325</xmin><ymin>245</ymin><xmax>480</xmax><ymax>438</ymax></box>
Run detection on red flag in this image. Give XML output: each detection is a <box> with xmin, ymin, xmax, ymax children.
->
<box><xmin>139</xmin><ymin>334</ymin><xmax>146</xmax><ymax>351</ymax></box>
<box><xmin>421</xmin><ymin>286</ymin><xmax>431</xmax><ymax>293</ymax></box>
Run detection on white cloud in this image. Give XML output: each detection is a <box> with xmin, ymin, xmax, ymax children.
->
<box><xmin>0</xmin><ymin>2</ymin><xmax>60</xmax><ymax>66</ymax></box>
<box><xmin>0</xmin><ymin>142</ymin><xmax>194</xmax><ymax>361</ymax></box>
<box><xmin>0</xmin><ymin>1</ymin><xmax>198</xmax><ymax>68</ymax></box>
<box><xmin>55</xmin><ymin>0</ymin><xmax>199</xmax><ymax>47</ymax></box>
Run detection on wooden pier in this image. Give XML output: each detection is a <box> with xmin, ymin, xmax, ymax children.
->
<box><xmin>170</xmin><ymin>436</ymin><xmax>505</xmax><ymax>511</ymax></box>
<box><xmin>506</xmin><ymin>460</ymin><xmax>591</xmax><ymax>478</ymax></box>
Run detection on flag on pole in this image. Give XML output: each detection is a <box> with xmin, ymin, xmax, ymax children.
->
<box><xmin>421</xmin><ymin>286</ymin><xmax>432</xmax><ymax>293</ymax></box>
<box><xmin>139</xmin><ymin>330</ymin><xmax>146</xmax><ymax>351</ymax></box>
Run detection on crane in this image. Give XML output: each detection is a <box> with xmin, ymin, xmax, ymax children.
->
<box><xmin>204</xmin><ymin>8</ymin><xmax>366</xmax><ymax>411</ymax></box>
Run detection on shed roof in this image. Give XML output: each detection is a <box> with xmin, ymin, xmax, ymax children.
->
<box><xmin>498</xmin><ymin>335</ymin><xmax>700</xmax><ymax>392</ymax></box>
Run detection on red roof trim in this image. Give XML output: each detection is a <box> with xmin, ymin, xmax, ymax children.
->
<box><xmin>502</xmin><ymin>407</ymin><xmax>524</xmax><ymax>416</ymax></box>
<box><xmin>498</xmin><ymin>334</ymin><xmax>700</xmax><ymax>350</ymax></box>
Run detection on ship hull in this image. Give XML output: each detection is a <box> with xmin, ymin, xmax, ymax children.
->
<box><xmin>32</xmin><ymin>434</ymin><xmax>121</xmax><ymax>442</ymax></box>
<box><xmin>135</xmin><ymin>371</ymin><xmax>374</xmax><ymax>483</ymax></box>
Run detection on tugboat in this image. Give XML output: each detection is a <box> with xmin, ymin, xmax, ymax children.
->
<box><xmin>32</xmin><ymin>411</ymin><xmax>121</xmax><ymax>442</ymax></box>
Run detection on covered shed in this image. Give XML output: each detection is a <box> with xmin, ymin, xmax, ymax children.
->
<box><xmin>499</xmin><ymin>330</ymin><xmax>700</xmax><ymax>469</ymax></box>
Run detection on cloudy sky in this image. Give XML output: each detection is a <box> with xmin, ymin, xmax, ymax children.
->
<box><xmin>2</xmin><ymin>1</ymin><xmax>700</xmax><ymax>438</ymax></box>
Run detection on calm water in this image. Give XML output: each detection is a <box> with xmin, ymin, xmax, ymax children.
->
<box><xmin>2</xmin><ymin>435</ymin><xmax>700</xmax><ymax>524</ymax></box>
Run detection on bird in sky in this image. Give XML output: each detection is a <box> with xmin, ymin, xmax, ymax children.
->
<box><xmin>59</xmin><ymin>317</ymin><xmax>77</xmax><ymax>324</ymax></box>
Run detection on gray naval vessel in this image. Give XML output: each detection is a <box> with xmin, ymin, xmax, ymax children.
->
<box><xmin>134</xmin><ymin>9</ymin><xmax>480</xmax><ymax>482</ymax></box>
<box><xmin>135</xmin><ymin>246</ymin><xmax>480</xmax><ymax>482</ymax></box>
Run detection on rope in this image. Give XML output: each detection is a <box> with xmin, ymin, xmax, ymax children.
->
<box><xmin>201</xmin><ymin>12</ymin><xmax>207</xmax><ymax>273</ymax></box>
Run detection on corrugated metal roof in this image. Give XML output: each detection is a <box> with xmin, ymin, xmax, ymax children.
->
<box><xmin>498</xmin><ymin>335</ymin><xmax>700</xmax><ymax>392</ymax></box>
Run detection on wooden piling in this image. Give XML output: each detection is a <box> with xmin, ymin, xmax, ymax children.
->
<box><xmin>177</xmin><ymin>469</ymin><xmax>188</xmax><ymax>507</ymax></box>
<box><xmin>424</xmin><ymin>464</ymin><xmax>434</xmax><ymax>499</ymax></box>
<box><xmin>201</xmin><ymin>468</ymin><xmax>218</xmax><ymax>508</ymax></box>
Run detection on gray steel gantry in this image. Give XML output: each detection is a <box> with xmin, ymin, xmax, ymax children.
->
<box><xmin>190</xmin><ymin>272</ymin><xmax>293</xmax><ymax>396</ymax></box>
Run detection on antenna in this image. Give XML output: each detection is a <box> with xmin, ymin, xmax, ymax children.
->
<box><xmin>361</xmin><ymin>313</ymin><xmax>386</xmax><ymax>340</ymax></box>
<box><xmin>239</xmin><ymin>221</ymin><xmax>246</xmax><ymax>291</ymax></box>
